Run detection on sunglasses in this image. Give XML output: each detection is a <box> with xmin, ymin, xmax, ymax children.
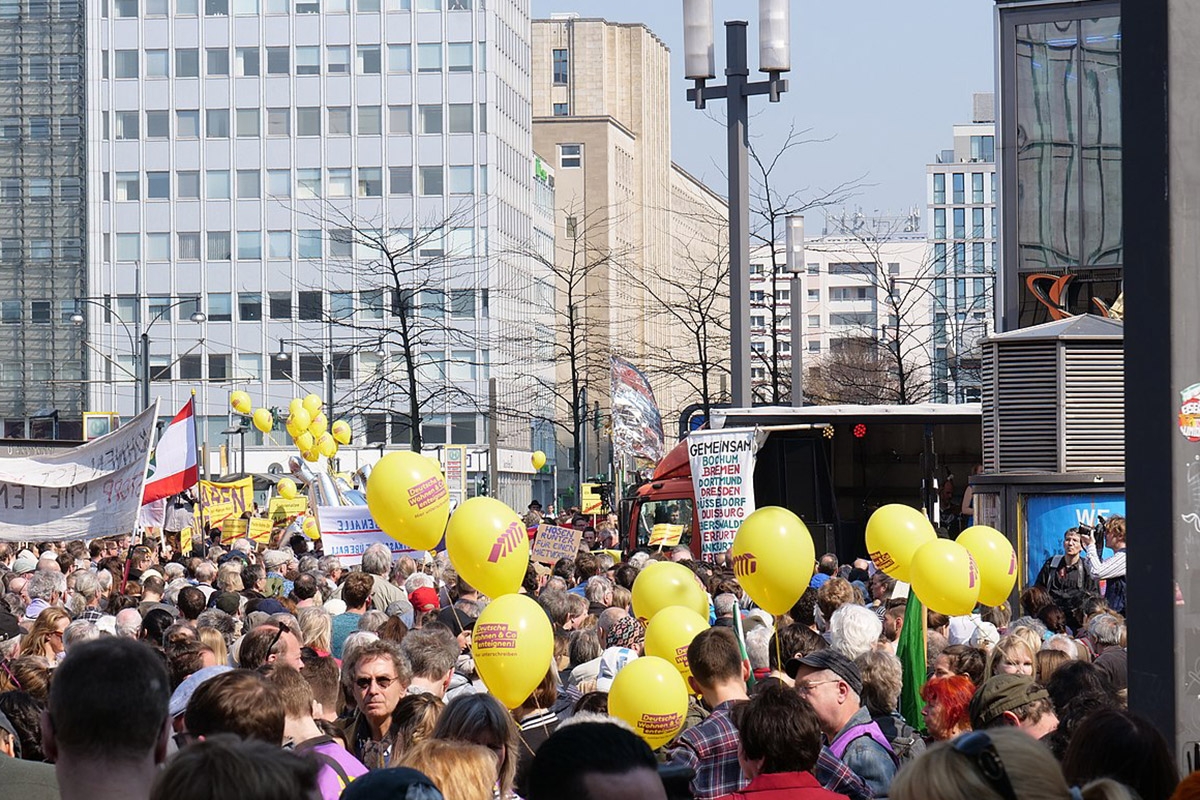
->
<box><xmin>354</xmin><ymin>675</ymin><xmax>397</xmax><ymax>691</ymax></box>
<box><xmin>266</xmin><ymin>622</ymin><xmax>287</xmax><ymax>655</ymax></box>
<box><xmin>951</xmin><ymin>731</ymin><xmax>1018</xmax><ymax>800</ymax></box>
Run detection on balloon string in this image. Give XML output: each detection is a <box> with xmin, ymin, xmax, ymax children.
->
<box><xmin>774</xmin><ymin>617</ymin><xmax>783</xmax><ymax>678</ymax></box>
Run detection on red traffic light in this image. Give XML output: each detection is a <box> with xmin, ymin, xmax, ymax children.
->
<box><xmin>853</xmin><ymin>423</ymin><xmax>867</xmax><ymax>438</ymax></box>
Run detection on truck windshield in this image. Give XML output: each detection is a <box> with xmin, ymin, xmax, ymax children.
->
<box><xmin>636</xmin><ymin>499</ymin><xmax>694</xmax><ymax>548</ymax></box>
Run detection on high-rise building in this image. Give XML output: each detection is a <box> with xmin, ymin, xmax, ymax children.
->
<box><xmin>0</xmin><ymin>0</ymin><xmax>87</xmax><ymax>437</ymax></box>
<box><xmin>77</xmin><ymin>0</ymin><xmax>548</xmax><ymax>490</ymax></box>
<box><xmin>926</xmin><ymin>94</ymin><xmax>996</xmax><ymax>402</ymax></box>
<box><xmin>530</xmin><ymin>14</ymin><xmax>728</xmax><ymax>488</ymax></box>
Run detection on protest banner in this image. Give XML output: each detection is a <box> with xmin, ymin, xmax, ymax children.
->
<box><xmin>180</xmin><ymin>526</ymin><xmax>194</xmax><ymax>556</ymax></box>
<box><xmin>648</xmin><ymin>524</ymin><xmax>685</xmax><ymax>549</ymax></box>
<box><xmin>611</xmin><ymin>355</ymin><xmax>665</xmax><ymax>462</ymax></box>
<box><xmin>197</xmin><ymin>478</ymin><xmax>254</xmax><ymax>527</ymax></box>
<box><xmin>0</xmin><ymin>404</ymin><xmax>157</xmax><ymax>542</ymax></box>
<box><xmin>268</xmin><ymin>496</ymin><xmax>308</xmax><ymax>521</ymax></box>
<box><xmin>317</xmin><ymin>505</ymin><xmax>424</xmax><ymax>566</ymax></box>
<box><xmin>531</xmin><ymin>524</ymin><xmax>583</xmax><ymax>564</ymax></box>
<box><xmin>687</xmin><ymin>428</ymin><xmax>764</xmax><ymax>557</ymax></box>
<box><xmin>223</xmin><ymin>517</ymin><xmax>274</xmax><ymax>545</ymax></box>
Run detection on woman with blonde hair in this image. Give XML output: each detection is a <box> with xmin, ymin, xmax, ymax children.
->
<box><xmin>432</xmin><ymin>693</ymin><xmax>521</xmax><ymax>800</ymax></box>
<box><xmin>21</xmin><ymin>607</ymin><xmax>70</xmax><ymax>664</ymax></box>
<box><xmin>196</xmin><ymin>626</ymin><xmax>228</xmax><ymax>666</ymax></box>
<box><xmin>388</xmin><ymin>693</ymin><xmax>445</xmax><ymax>766</ymax></box>
<box><xmin>398</xmin><ymin>739</ymin><xmax>496</xmax><ymax>800</ymax></box>
<box><xmin>297</xmin><ymin>605</ymin><xmax>333</xmax><ymax>656</ymax></box>
<box><xmin>891</xmin><ymin>727</ymin><xmax>1133</xmax><ymax>800</ymax></box>
<box><xmin>985</xmin><ymin>635</ymin><xmax>1035</xmax><ymax>680</ymax></box>
<box><xmin>1036</xmin><ymin>649</ymin><xmax>1071</xmax><ymax>683</ymax></box>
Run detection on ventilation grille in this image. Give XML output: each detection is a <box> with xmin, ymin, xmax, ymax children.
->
<box><xmin>992</xmin><ymin>341</ymin><xmax>1058</xmax><ymax>471</ymax></box>
<box><xmin>981</xmin><ymin>350</ymin><xmax>997</xmax><ymax>471</ymax></box>
<box><xmin>1063</xmin><ymin>345</ymin><xmax>1124</xmax><ymax>471</ymax></box>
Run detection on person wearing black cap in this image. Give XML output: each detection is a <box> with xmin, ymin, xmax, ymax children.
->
<box><xmin>787</xmin><ymin>649</ymin><xmax>897</xmax><ymax>799</ymax></box>
<box><xmin>523</xmin><ymin>500</ymin><xmax>544</xmax><ymax>529</ymax></box>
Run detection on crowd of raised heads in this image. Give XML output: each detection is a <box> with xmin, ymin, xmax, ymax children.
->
<box><xmin>0</xmin><ymin>525</ymin><xmax>1183</xmax><ymax>800</ymax></box>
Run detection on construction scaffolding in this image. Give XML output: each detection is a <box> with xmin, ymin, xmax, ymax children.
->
<box><xmin>0</xmin><ymin>0</ymin><xmax>88</xmax><ymax>436</ymax></box>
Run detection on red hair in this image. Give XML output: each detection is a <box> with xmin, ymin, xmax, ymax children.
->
<box><xmin>920</xmin><ymin>675</ymin><xmax>976</xmax><ymax>737</ymax></box>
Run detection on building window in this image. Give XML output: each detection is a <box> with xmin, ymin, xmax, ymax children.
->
<box><xmin>952</xmin><ymin>173</ymin><xmax>965</xmax><ymax>204</ymax></box>
<box><xmin>115</xmin><ymin>172</ymin><xmax>139</xmax><ymax>201</ymax></box>
<box><xmin>447</xmin><ymin>103</ymin><xmax>473</xmax><ymax>133</ymax></box>
<box><xmin>298</xmin><ymin>291</ymin><xmax>322</xmax><ymax>320</ymax></box>
<box><xmin>235</xmin><ymin>108</ymin><xmax>259</xmax><ymax>137</ymax></box>
<box><xmin>114</xmin><ymin>111</ymin><xmax>139</xmax><ymax>140</ymax></box>
<box><xmin>238</xmin><ymin>292</ymin><xmax>262</xmax><ymax>321</ymax></box>
<box><xmin>933</xmin><ymin>208</ymin><xmax>946</xmax><ymax>239</ymax></box>
<box><xmin>297</xmin><ymin>231</ymin><xmax>322</xmax><ymax>259</ymax></box>
<box><xmin>358</xmin><ymin>105</ymin><xmax>382</xmax><ymax>135</ymax></box>
<box><xmin>358</xmin><ymin>167</ymin><xmax>383</xmax><ymax>197</ymax></box>
<box><xmin>448</xmin><ymin>165</ymin><xmax>473</xmax><ymax>194</ymax></box>
<box><xmin>970</xmin><ymin>134</ymin><xmax>994</xmax><ymax>163</ymax></box>
<box><xmin>114</xmin><ymin>49</ymin><xmax>138</xmax><ymax>78</ymax></box>
<box><xmin>206</xmin><ymin>47</ymin><xmax>229</xmax><ymax>75</ymax></box>
<box><xmin>267</xmin><ymin>108</ymin><xmax>290</xmax><ymax>136</ymax></box>
<box><xmin>933</xmin><ymin>173</ymin><xmax>945</xmax><ymax>205</ymax></box>
<box><xmin>296</xmin><ymin>107</ymin><xmax>320</xmax><ymax>136</ymax></box>
<box><xmin>266</xmin><ymin>47</ymin><xmax>289</xmax><ymax>74</ymax></box>
<box><xmin>146</xmin><ymin>110</ymin><xmax>169</xmax><ymax>138</ymax></box>
<box><xmin>389</xmin><ymin>105</ymin><xmax>412</xmax><ymax>134</ymax></box>
<box><xmin>552</xmin><ymin>48</ymin><xmax>568</xmax><ymax>84</ymax></box>
<box><xmin>553</xmin><ymin>102</ymin><xmax>569</xmax><ymax>117</ymax></box>
<box><xmin>176</xmin><ymin>49</ymin><xmax>199</xmax><ymax>77</ymax></box>
<box><xmin>972</xmin><ymin>172</ymin><xmax>984</xmax><ymax>204</ymax></box>
<box><xmin>178</xmin><ymin>233</ymin><xmax>201</xmax><ymax>260</ymax></box>
<box><xmin>418</xmin><ymin>166</ymin><xmax>443</xmax><ymax>196</ymax></box>
<box><xmin>146</xmin><ymin>171</ymin><xmax>170</xmax><ymax>199</ymax></box>
<box><xmin>207</xmin><ymin>231</ymin><xmax>231</xmax><ymax>260</ymax></box>
<box><xmin>328</xmin><ymin>168</ymin><xmax>352</xmax><ymax>197</ymax></box>
<box><xmin>388</xmin><ymin>44</ymin><xmax>411</xmax><ymax>73</ymax></box>
<box><xmin>559</xmin><ymin>143</ymin><xmax>581</xmax><ymax>168</ymax></box>
<box><xmin>447</xmin><ymin>42</ymin><xmax>472</xmax><ymax>71</ymax></box>
<box><xmin>358</xmin><ymin>45</ymin><xmax>381</xmax><ymax>74</ymax></box>
<box><xmin>389</xmin><ymin>167</ymin><xmax>413</xmax><ymax>195</ymax></box>
<box><xmin>237</xmin><ymin>47</ymin><xmax>259</xmax><ymax>75</ymax></box>
<box><xmin>418</xmin><ymin>105</ymin><xmax>443</xmax><ymax>134</ymax></box>
<box><xmin>206</xmin><ymin>109</ymin><xmax>230</xmax><ymax>138</ymax></box>
<box><xmin>206</xmin><ymin>170</ymin><xmax>230</xmax><ymax>199</ymax></box>
<box><xmin>236</xmin><ymin>231</ymin><xmax>261</xmax><ymax>259</ymax></box>
<box><xmin>176</xmin><ymin>110</ymin><xmax>200</xmax><ymax>138</ymax></box>
<box><xmin>953</xmin><ymin>208</ymin><xmax>965</xmax><ymax>239</ymax></box>
<box><xmin>296</xmin><ymin>45</ymin><xmax>319</xmax><ymax>75</ymax></box>
<box><xmin>269</xmin><ymin>292</ymin><xmax>292</xmax><ymax>319</ymax></box>
<box><xmin>328</xmin><ymin>107</ymin><xmax>351</xmax><ymax>135</ymax></box>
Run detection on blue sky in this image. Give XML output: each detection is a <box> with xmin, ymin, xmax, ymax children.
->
<box><xmin>530</xmin><ymin>0</ymin><xmax>996</xmax><ymax>225</ymax></box>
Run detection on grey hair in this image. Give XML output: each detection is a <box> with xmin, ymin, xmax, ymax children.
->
<box><xmin>745</xmin><ymin>626</ymin><xmax>771</xmax><ymax>671</ymax></box>
<box><xmin>71</xmin><ymin>570</ymin><xmax>101</xmax><ymax>602</ymax></box>
<box><xmin>318</xmin><ymin>556</ymin><xmax>341</xmax><ymax>575</ymax></box>
<box><xmin>115</xmin><ymin>608</ymin><xmax>143</xmax><ymax>638</ymax></box>
<box><xmin>404</xmin><ymin>572</ymin><xmax>435</xmax><ymax>594</ymax></box>
<box><xmin>360</xmin><ymin>544</ymin><xmax>392</xmax><ymax>576</ymax></box>
<box><xmin>1088</xmin><ymin>613</ymin><xmax>1125</xmax><ymax>648</ymax></box>
<box><xmin>357</xmin><ymin>610</ymin><xmax>389</xmax><ymax>633</ymax></box>
<box><xmin>584</xmin><ymin>576</ymin><xmax>613</xmax><ymax>605</ymax></box>
<box><xmin>194</xmin><ymin>561</ymin><xmax>218</xmax><ymax>583</ymax></box>
<box><xmin>856</xmin><ymin>649</ymin><xmax>904</xmax><ymax>718</ymax></box>
<box><xmin>595</xmin><ymin>553</ymin><xmax>615</xmax><ymax>572</ymax></box>
<box><xmin>714</xmin><ymin>593</ymin><xmax>738</xmax><ymax>616</ymax></box>
<box><xmin>63</xmin><ymin>619</ymin><xmax>102</xmax><ymax>651</ymax></box>
<box><xmin>627</xmin><ymin>552</ymin><xmax>651</xmax><ymax>571</ymax></box>
<box><xmin>27</xmin><ymin>570</ymin><xmax>67</xmax><ymax>602</ymax></box>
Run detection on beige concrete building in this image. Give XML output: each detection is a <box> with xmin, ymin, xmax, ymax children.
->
<box><xmin>531</xmin><ymin>15</ymin><xmax>728</xmax><ymax>485</ymax></box>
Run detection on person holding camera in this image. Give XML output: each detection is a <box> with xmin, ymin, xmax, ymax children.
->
<box><xmin>1081</xmin><ymin>516</ymin><xmax>1127</xmax><ymax>614</ymax></box>
<box><xmin>1034</xmin><ymin>528</ymin><xmax>1098</xmax><ymax>624</ymax></box>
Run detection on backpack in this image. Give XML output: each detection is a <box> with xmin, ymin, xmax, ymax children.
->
<box><xmin>872</xmin><ymin>714</ymin><xmax>926</xmax><ymax>766</ymax></box>
<box><xmin>828</xmin><ymin>720</ymin><xmax>899</xmax><ymax>766</ymax></box>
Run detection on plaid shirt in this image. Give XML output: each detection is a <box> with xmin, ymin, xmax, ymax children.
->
<box><xmin>814</xmin><ymin>746</ymin><xmax>874</xmax><ymax>800</ymax></box>
<box><xmin>79</xmin><ymin>607</ymin><xmax>105</xmax><ymax>623</ymax></box>
<box><xmin>664</xmin><ymin>700</ymin><xmax>742</xmax><ymax>800</ymax></box>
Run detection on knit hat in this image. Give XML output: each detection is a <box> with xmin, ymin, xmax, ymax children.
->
<box><xmin>604</xmin><ymin>616</ymin><xmax>645</xmax><ymax>650</ymax></box>
<box><xmin>969</xmin><ymin>674</ymin><xmax>1050</xmax><ymax>729</ymax></box>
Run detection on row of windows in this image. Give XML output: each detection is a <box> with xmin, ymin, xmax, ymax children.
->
<box><xmin>0</xmin><ymin>0</ymin><xmax>79</xmax><ymax>18</ymax></box>
<box><xmin>0</xmin><ymin>238</ymin><xmax>81</xmax><ymax>261</ymax></box>
<box><xmin>749</xmin><ymin>261</ymin><xmax>903</xmax><ymax>277</ymax></box>
<box><xmin>0</xmin><ymin>300</ymin><xmax>78</xmax><ymax>324</ymax></box>
<box><xmin>363</xmin><ymin>412</ymin><xmax>478</xmax><ymax>446</ymax></box>
<box><xmin>100</xmin><ymin>163</ymin><xmax>479</xmax><ymax>202</ymax></box>
<box><xmin>932</xmin><ymin>171</ymin><xmax>996</xmax><ymax>205</ymax></box>
<box><xmin>932</xmin><ymin>242</ymin><xmax>994</xmax><ymax>273</ymax></box>
<box><xmin>102</xmin><ymin>42</ymin><xmax>478</xmax><ymax>80</ymax></box>
<box><xmin>0</xmin><ymin>56</ymin><xmax>79</xmax><ymax>82</ymax></box>
<box><xmin>102</xmin><ymin>102</ymin><xmax>484</xmax><ymax>140</ymax></box>
<box><xmin>932</xmin><ymin>207</ymin><xmax>997</xmax><ymax>240</ymax></box>
<box><xmin>92</xmin><ymin>288</ymin><xmax>488</xmax><ymax>326</ymax></box>
<box><xmin>100</xmin><ymin>225</ymin><xmax>478</xmax><ymax>262</ymax></box>
<box><xmin>0</xmin><ymin>177</ymin><xmax>81</xmax><ymax>202</ymax></box>
<box><xmin>100</xmin><ymin>0</ymin><xmax>470</xmax><ymax>19</ymax></box>
<box><xmin>0</xmin><ymin>115</ymin><xmax>81</xmax><ymax>141</ymax></box>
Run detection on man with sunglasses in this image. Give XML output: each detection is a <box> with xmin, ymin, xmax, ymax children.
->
<box><xmin>239</xmin><ymin>621</ymin><xmax>305</xmax><ymax>671</ymax></box>
<box><xmin>787</xmin><ymin>649</ymin><xmax>897</xmax><ymax>799</ymax></box>
<box><xmin>340</xmin><ymin>639</ymin><xmax>413</xmax><ymax>769</ymax></box>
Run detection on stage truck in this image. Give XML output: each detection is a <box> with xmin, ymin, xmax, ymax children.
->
<box><xmin>619</xmin><ymin>404</ymin><xmax>982</xmax><ymax>560</ymax></box>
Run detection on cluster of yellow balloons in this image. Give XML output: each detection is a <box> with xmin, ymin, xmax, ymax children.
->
<box><xmin>866</xmin><ymin>504</ymin><xmax>1016</xmax><ymax>615</ymax></box>
<box><xmin>228</xmin><ymin>391</ymin><xmax>353</xmax><ymax>461</ymax></box>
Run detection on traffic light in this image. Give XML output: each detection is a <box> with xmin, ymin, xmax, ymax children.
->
<box><xmin>853</xmin><ymin>423</ymin><xmax>867</xmax><ymax>439</ymax></box>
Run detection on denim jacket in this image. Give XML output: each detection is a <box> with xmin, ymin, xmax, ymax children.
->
<box><xmin>832</xmin><ymin>706</ymin><xmax>897</xmax><ymax>800</ymax></box>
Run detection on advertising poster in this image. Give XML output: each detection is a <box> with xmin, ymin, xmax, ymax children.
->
<box><xmin>687</xmin><ymin>428</ymin><xmax>763</xmax><ymax>557</ymax></box>
<box><xmin>1023</xmin><ymin>493</ymin><xmax>1123</xmax><ymax>587</ymax></box>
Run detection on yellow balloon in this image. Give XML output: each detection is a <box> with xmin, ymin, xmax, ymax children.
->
<box><xmin>316</xmin><ymin>432</ymin><xmax>337</xmax><ymax>458</ymax></box>
<box><xmin>290</xmin><ymin>408</ymin><xmax>312</xmax><ymax>432</ymax></box>
<box><xmin>472</xmin><ymin>593</ymin><xmax>554</xmax><ymax>709</ymax></box>
<box><xmin>332</xmin><ymin>420</ymin><xmax>352</xmax><ymax>445</ymax></box>
<box><xmin>302</xmin><ymin>515</ymin><xmax>320</xmax><ymax>540</ymax></box>
<box><xmin>957</xmin><ymin>525</ymin><xmax>1017</xmax><ymax>607</ymax></box>
<box><xmin>446</xmin><ymin>497</ymin><xmax>530</xmax><ymax>600</ymax></box>
<box><xmin>285</xmin><ymin>418</ymin><xmax>302</xmax><ymax>439</ymax></box>
<box><xmin>295</xmin><ymin>431</ymin><xmax>315</xmax><ymax>452</ymax></box>
<box><xmin>644</xmin><ymin>606</ymin><xmax>709</xmax><ymax>685</ymax></box>
<box><xmin>366</xmin><ymin>451</ymin><xmax>451</xmax><ymax>550</ymax></box>
<box><xmin>309</xmin><ymin>412</ymin><xmax>329</xmax><ymax>437</ymax></box>
<box><xmin>277</xmin><ymin>477</ymin><xmax>298</xmax><ymax>500</ymax></box>
<box><xmin>230</xmin><ymin>390</ymin><xmax>252</xmax><ymax>414</ymax></box>
<box><xmin>608</xmin><ymin>655</ymin><xmax>689</xmax><ymax>749</ymax></box>
<box><xmin>302</xmin><ymin>393</ymin><xmax>323</xmax><ymax>416</ymax></box>
<box><xmin>301</xmin><ymin>448</ymin><xmax>320</xmax><ymax>463</ymax></box>
<box><xmin>531</xmin><ymin>450</ymin><xmax>547</xmax><ymax>471</ymax></box>
<box><xmin>289</xmin><ymin>398</ymin><xmax>305</xmax><ymax>417</ymax></box>
<box><xmin>910</xmin><ymin>539</ymin><xmax>981</xmax><ymax>616</ymax></box>
<box><xmin>731</xmin><ymin>506</ymin><xmax>815</xmax><ymax>615</ymax></box>
<box><xmin>631</xmin><ymin>561</ymin><xmax>709</xmax><ymax>624</ymax></box>
<box><xmin>865</xmin><ymin>504</ymin><xmax>937</xmax><ymax>582</ymax></box>
<box><xmin>252</xmin><ymin>407</ymin><xmax>274</xmax><ymax>434</ymax></box>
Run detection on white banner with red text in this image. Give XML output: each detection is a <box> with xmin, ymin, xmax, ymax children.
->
<box><xmin>687</xmin><ymin>428</ymin><xmax>764</xmax><ymax>557</ymax></box>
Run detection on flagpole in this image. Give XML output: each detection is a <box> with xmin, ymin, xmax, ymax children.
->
<box><xmin>191</xmin><ymin>389</ymin><xmax>209</xmax><ymax>552</ymax></box>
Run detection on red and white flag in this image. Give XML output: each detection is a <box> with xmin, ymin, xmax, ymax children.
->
<box><xmin>142</xmin><ymin>398</ymin><xmax>199</xmax><ymax>504</ymax></box>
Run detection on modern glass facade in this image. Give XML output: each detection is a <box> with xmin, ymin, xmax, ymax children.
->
<box><xmin>998</xmin><ymin>0</ymin><xmax>1121</xmax><ymax>331</ymax></box>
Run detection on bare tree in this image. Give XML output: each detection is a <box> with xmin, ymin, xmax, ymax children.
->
<box><xmin>289</xmin><ymin>202</ymin><xmax>488</xmax><ymax>453</ymax></box>
<box><xmin>747</xmin><ymin>123</ymin><xmax>869</xmax><ymax>404</ymax></box>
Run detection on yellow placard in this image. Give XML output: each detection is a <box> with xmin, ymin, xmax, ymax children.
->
<box><xmin>180</xmin><ymin>526</ymin><xmax>194</xmax><ymax>555</ymax></box>
<box><xmin>581</xmin><ymin>483</ymin><xmax>607</xmax><ymax>515</ymax></box>
<box><xmin>249</xmin><ymin>518</ymin><xmax>274</xmax><ymax>544</ymax></box>
<box><xmin>221</xmin><ymin>517</ymin><xmax>248</xmax><ymax>545</ymax></box>
<box><xmin>268</xmin><ymin>496</ymin><xmax>308</xmax><ymax>521</ymax></box>
<box><xmin>649</xmin><ymin>524</ymin><xmax>684</xmax><ymax>548</ymax></box>
<box><xmin>198</xmin><ymin>478</ymin><xmax>254</xmax><ymax>527</ymax></box>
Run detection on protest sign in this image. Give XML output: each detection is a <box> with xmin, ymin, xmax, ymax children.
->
<box><xmin>317</xmin><ymin>505</ymin><xmax>424</xmax><ymax>566</ymax></box>
<box><xmin>223</xmin><ymin>517</ymin><xmax>274</xmax><ymax>545</ymax></box>
<box><xmin>648</xmin><ymin>524</ymin><xmax>684</xmax><ymax>548</ymax></box>
<box><xmin>687</xmin><ymin>428</ymin><xmax>764</xmax><ymax>557</ymax></box>
<box><xmin>580</xmin><ymin>483</ymin><xmax>607</xmax><ymax>515</ymax></box>
<box><xmin>531</xmin><ymin>524</ymin><xmax>583</xmax><ymax>564</ymax></box>
<box><xmin>268</xmin><ymin>496</ymin><xmax>307</xmax><ymax>521</ymax></box>
<box><xmin>0</xmin><ymin>404</ymin><xmax>157</xmax><ymax>542</ymax></box>
<box><xmin>197</xmin><ymin>478</ymin><xmax>253</xmax><ymax>527</ymax></box>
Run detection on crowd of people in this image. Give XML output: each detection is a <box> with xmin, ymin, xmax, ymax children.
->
<box><xmin>0</xmin><ymin>512</ymin><xmax>1183</xmax><ymax>800</ymax></box>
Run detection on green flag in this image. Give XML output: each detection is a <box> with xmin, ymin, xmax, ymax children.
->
<box><xmin>895</xmin><ymin>588</ymin><xmax>927</xmax><ymax>732</ymax></box>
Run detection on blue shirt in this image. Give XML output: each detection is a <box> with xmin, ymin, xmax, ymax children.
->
<box><xmin>810</xmin><ymin>573</ymin><xmax>832</xmax><ymax>590</ymax></box>
<box><xmin>330</xmin><ymin>612</ymin><xmax>363</xmax><ymax>659</ymax></box>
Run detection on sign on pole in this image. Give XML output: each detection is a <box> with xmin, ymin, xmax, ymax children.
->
<box><xmin>316</xmin><ymin>505</ymin><xmax>425</xmax><ymax>566</ymax></box>
<box><xmin>687</xmin><ymin>428</ymin><xmax>764</xmax><ymax>558</ymax></box>
<box><xmin>531</xmin><ymin>524</ymin><xmax>583</xmax><ymax>564</ymax></box>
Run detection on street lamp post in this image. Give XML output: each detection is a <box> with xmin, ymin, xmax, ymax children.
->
<box><xmin>785</xmin><ymin>214</ymin><xmax>805</xmax><ymax>407</ymax></box>
<box><xmin>71</xmin><ymin>296</ymin><xmax>206</xmax><ymax>413</ymax></box>
<box><xmin>684</xmin><ymin>0</ymin><xmax>791</xmax><ymax>408</ymax></box>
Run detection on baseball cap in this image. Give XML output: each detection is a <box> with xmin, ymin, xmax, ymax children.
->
<box><xmin>169</xmin><ymin>665</ymin><xmax>233</xmax><ymax>717</ymax></box>
<box><xmin>596</xmin><ymin>646</ymin><xmax>638</xmax><ymax>692</ymax></box>
<box><xmin>968</xmin><ymin>674</ymin><xmax>1050</xmax><ymax>729</ymax></box>
<box><xmin>0</xmin><ymin>610</ymin><xmax>20</xmax><ymax>644</ymax></box>
<box><xmin>785</xmin><ymin>649</ymin><xmax>863</xmax><ymax>695</ymax></box>
<box><xmin>438</xmin><ymin>605</ymin><xmax>476</xmax><ymax>636</ymax></box>
<box><xmin>409</xmin><ymin>586</ymin><xmax>439</xmax><ymax>613</ymax></box>
<box><xmin>264</xmin><ymin>549</ymin><xmax>292</xmax><ymax>570</ymax></box>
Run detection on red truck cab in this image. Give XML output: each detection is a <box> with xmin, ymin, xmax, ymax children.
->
<box><xmin>620</xmin><ymin>440</ymin><xmax>701</xmax><ymax>557</ymax></box>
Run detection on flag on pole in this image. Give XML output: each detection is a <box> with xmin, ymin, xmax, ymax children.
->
<box><xmin>142</xmin><ymin>398</ymin><xmax>199</xmax><ymax>504</ymax></box>
<box><xmin>895</xmin><ymin>588</ymin><xmax>927</xmax><ymax>732</ymax></box>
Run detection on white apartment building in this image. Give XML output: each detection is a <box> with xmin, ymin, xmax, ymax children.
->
<box><xmin>926</xmin><ymin>93</ymin><xmax>997</xmax><ymax>403</ymax></box>
<box><xmin>82</xmin><ymin>0</ymin><xmax>552</xmax><ymax>472</ymax></box>
<box><xmin>748</xmin><ymin>214</ymin><xmax>931</xmax><ymax>403</ymax></box>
